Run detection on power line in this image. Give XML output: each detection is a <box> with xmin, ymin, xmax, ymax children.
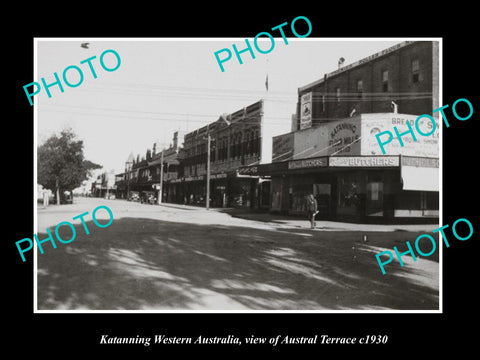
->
<box><xmin>37</xmin><ymin>107</ymin><xmax>293</xmax><ymax>125</ymax></box>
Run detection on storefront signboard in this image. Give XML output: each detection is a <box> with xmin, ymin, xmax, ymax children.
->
<box><xmin>211</xmin><ymin>173</ymin><xmax>228</xmax><ymax>179</ymax></box>
<box><xmin>329</xmin><ymin>156</ymin><xmax>399</xmax><ymax>167</ymax></box>
<box><xmin>300</xmin><ymin>92</ymin><xmax>312</xmax><ymax>130</ymax></box>
<box><xmin>237</xmin><ymin>166</ymin><xmax>258</xmax><ymax>176</ymax></box>
<box><xmin>288</xmin><ymin>157</ymin><xmax>327</xmax><ymax>170</ymax></box>
<box><xmin>401</xmin><ymin>156</ymin><xmax>439</xmax><ymax>168</ymax></box>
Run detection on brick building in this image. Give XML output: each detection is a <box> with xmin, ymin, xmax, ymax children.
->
<box><xmin>258</xmin><ymin>40</ymin><xmax>440</xmax><ymax>222</ymax></box>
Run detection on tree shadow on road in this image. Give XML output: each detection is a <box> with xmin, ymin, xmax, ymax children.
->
<box><xmin>37</xmin><ymin>217</ymin><xmax>439</xmax><ymax>311</ymax></box>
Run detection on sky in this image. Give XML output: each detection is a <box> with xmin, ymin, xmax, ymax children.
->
<box><xmin>35</xmin><ymin>38</ymin><xmax>404</xmax><ymax>184</ymax></box>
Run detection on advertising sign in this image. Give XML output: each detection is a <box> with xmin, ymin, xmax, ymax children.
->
<box><xmin>329</xmin><ymin>156</ymin><xmax>399</xmax><ymax>167</ymax></box>
<box><xmin>272</xmin><ymin>133</ymin><xmax>294</xmax><ymax>162</ymax></box>
<box><xmin>326</xmin><ymin>118</ymin><xmax>361</xmax><ymax>155</ymax></box>
<box><xmin>361</xmin><ymin>113</ymin><xmax>439</xmax><ymax>157</ymax></box>
<box><xmin>288</xmin><ymin>157</ymin><xmax>328</xmax><ymax>170</ymax></box>
<box><xmin>300</xmin><ymin>92</ymin><xmax>312</xmax><ymax>130</ymax></box>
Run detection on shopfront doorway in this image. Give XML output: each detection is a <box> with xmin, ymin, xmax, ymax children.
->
<box><xmin>313</xmin><ymin>183</ymin><xmax>332</xmax><ymax>219</ymax></box>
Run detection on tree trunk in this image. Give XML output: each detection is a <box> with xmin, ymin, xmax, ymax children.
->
<box><xmin>56</xmin><ymin>178</ymin><xmax>60</xmax><ymax>205</ymax></box>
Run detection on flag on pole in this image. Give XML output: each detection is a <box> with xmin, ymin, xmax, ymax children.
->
<box><xmin>265</xmin><ymin>74</ymin><xmax>269</xmax><ymax>91</ymax></box>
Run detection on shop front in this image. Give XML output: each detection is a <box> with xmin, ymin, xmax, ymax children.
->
<box><xmin>183</xmin><ymin>175</ymin><xmax>206</xmax><ymax>205</ymax></box>
<box><xmin>210</xmin><ymin>173</ymin><xmax>228</xmax><ymax>208</ymax></box>
<box><xmin>261</xmin><ymin>155</ymin><xmax>439</xmax><ymax>223</ymax></box>
<box><xmin>167</xmin><ymin>172</ymin><xmax>242</xmax><ymax>208</ymax></box>
<box><xmin>233</xmin><ymin>166</ymin><xmax>263</xmax><ymax>209</ymax></box>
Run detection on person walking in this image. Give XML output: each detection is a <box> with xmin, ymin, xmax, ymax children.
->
<box><xmin>306</xmin><ymin>194</ymin><xmax>318</xmax><ymax>229</ymax></box>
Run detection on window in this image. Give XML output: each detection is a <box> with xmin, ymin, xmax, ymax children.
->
<box><xmin>321</xmin><ymin>95</ymin><xmax>325</xmax><ymax>112</ymax></box>
<box><xmin>356</xmin><ymin>80</ymin><xmax>363</xmax><ymax>99</ymax></box>
<box><xmin>237</xmin><ymin>133</ymin><xmax>242</xmax><ymax>157</ymax></box>
<box><xmin>210</xmin><ymin>139</ymin><xmax>216</xmax><ymax>162</ymax></box>
<box><xmin>382</xmin><ymin>70</ymin><xmax>389</xmax><ymax>92</ymax></box>
<box><xmin>231</xmin><ymin>135</ymin><xmax>236</xmax><ymax>158</ymax></box>
<box><xmin>368</xmin><ymin>182</ymin><xmax>382</xmax><ymax>201</ymax></box>
<box><xmin>338</xmin><ymin>173</ymin><xmax>360</xmax><ymax>215</ymax></box>
<box><xmin>411</xmin><ymin>59</ymin><xmax>420</xmax><ymax>83</ymax></box>
<box><xmin>222</xmin><ymin>138</ymin><xmax>228</xmax><ymax>160</ymax></box>
<box><xmin>235</xmin><ymin>133</ymin><xmax>242</xmax><ymax>157</ymax></box>
<box><xmin>336</xmin><ymin>87</ymin><xmax>341</xmax><ymax>104</ymax></box>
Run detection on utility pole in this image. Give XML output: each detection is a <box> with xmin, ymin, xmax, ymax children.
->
<box><xmin>206</xmin><ymin>133</ymin><xmax>211</xmax><ymax>210</ymax></box>
<box><xmin>105</xmin><ymin>172</ymin><xmax>109</xmax><ymax>199</ymax></box>
<box><xmin>158</xmin><ymin>149</ymin><xmax>164</xmax><ymax>204</ymax></box>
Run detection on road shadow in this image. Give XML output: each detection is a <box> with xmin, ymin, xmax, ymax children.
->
<box><xmin>37</xmin><ymin>217</ymin><xmax>439</xmax><ymax>311</ymax></box>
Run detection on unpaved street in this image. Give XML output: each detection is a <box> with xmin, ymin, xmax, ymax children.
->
<box><xmin>36</xmin><ymin>197</ymin><xmax>439</xmax><ymax>310</ymax></box>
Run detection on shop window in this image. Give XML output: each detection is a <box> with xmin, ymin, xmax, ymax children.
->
<box><xmin>271</xmin><ymin>179</ymin><xmax>283</xmax><ymax>211</ymax></box>
<box><xmin>421</xmin><ymin>191</ymin><xmax>439</xmax><ymax>210</ymax></box>
<box><xmin>368</xmin><ymin>182</ymin><xmax>381</xmax><ymax>201</ymax></box>
<box><xmin>366</xmin><ymin>181</ymin><xmax>384</xmax><ymax>216</ymax></box>
<box><xmin>314</xmin><ymin>183</ymin><xmax>331</xmax><ymax>215</ymax></box>
<box><xmin>291</xmin><ymin>182</ymin><xmax>312</xmax><ymax>212</ymax></box>
<box><xmin>395</xmin><ymin>191</ymin><xmax>421</xmax><ymax>210</ymax></box>
<box><xmin>338</xmin><ymin>173</ymin><xmax>360</xmax><ymax>214</ymax></box>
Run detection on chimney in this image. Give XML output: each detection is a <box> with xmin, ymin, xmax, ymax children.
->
<box><xmin>173</xmin><ymin>131</ymin><xmax>178</xmax><ymax>151</ymax></box>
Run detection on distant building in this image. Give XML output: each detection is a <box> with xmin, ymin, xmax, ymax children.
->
<box><xmin>91</xmin><ymin>169</ymin><xmax>117</xmax><ymax>198</ymax></box>
<box><xmin>167</xmin><ymin>99</ymin><xmax>288</xmax><ymax>209</ymax></box>
<box><xmin>115</xmin><ymin>132</ymin><xmax>182</xmax><ymax>202</ymax></box>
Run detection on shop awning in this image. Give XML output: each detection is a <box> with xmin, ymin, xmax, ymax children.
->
<box><xmin>401</xmin><ymin>166</ymin><xmax>439</xmax><ymax>191</ymax></box>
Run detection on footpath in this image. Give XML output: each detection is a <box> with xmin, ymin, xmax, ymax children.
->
<box><xmin>156</xmin><ymin>202</ymin><xmax>438</xmax><ymax>233</ymax></box>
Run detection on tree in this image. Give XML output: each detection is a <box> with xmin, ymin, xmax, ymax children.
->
<box><xmin>37</xmin><ymin>129</ymin><xmax>102</xmax><ymax>204</ymax></box>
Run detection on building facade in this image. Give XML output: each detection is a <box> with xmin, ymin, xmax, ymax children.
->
<box><xmin>262</xmin><ymin>113</ymin><xmax>439</xmax><ymax>222</ymax></box>
<box><xmin>115</xmin><ymin>132</ymin><xmax>182</xmax><ymax>203</ymax></box>
<box><xmin>258</xmin><ymin>41</ymin><xmax>440</xmax><ymax>222</ymax></box>
<box><xmin>91</xmin><ymin>170</ymin><xmax>117</xmax><ymax>199</ymax></box>
<box><xmin>296</xmin><ymin>41</ymin><xmax>439</xmax><ymax>129</ymax></box>
<box><xmin>170</xmin><ymin>100</ymin><xmax>265</xmax><ymax>208</ymax></box>
<box><xmin>114</xmin><ymin>99</ymin><xmax>290</xmax><ymax>210</ymax></box>
<box><xmin>114</xmin><ymin>40</ymin><xmax>440</xmax><ymax>222</ymax></box>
